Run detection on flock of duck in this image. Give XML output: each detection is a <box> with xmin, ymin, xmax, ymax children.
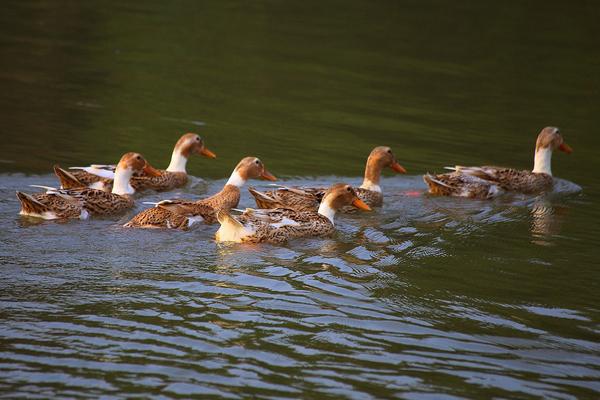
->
<box><xmin>16</xmin><ymin>127</ymin><xmax>572</xmax><ymax>244</ymax></box>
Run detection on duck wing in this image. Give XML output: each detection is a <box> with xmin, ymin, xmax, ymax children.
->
<box><xmin>130</xmin><ymin>171</ymin><xmax>186</xmax><ymax>192</ymax></box>
<box><xmin>124</xmin><ymin>206</ymin><xmax>191</xmax><ymax>229</ymax></box>
<box><xmin>248</xmin><ymin>186</ymin><xmax>324</xmax><ymax>212</ymax></box>
<box><xmin>423</xmin><ymin>172</ymin><xmax>502</xmax><ymax>199</ymax></box>
<box><xmin>156</xmin><ymin>199</ymin><xmax>216</xmax><ymax>220</ymax></box>
<box><xmin>69</xmin><ymin>165</ymin><xmax>116</xmax><ymax>179</ymax></box>
<box><xmin>239</xmin><ymin>208</ymin><xmax>334</xmax><ymax>243</ymax></box>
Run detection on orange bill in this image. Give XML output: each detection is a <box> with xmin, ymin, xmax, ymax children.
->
<box><xmin>559</xmin><ymin>143</ymin><xmax>573</xmax><ymax>154</ymax></box>
<box><xmin>390</xmin><ymin>161</ymin><xmax>407</xmax><ymax>173</ymax></box>
<box><xmin>261</xmin><ymin>169</ymin><xmax>277</xmax><ymax>181</ymax></box>
<box><xmin>143</xmin><ymin>163</ymin><xmax>162</xmax><ymax>177</ymax></box>
<box><xmin>200</xmin><ymin>147</ymin><xmax>217</xmax><ymax>158</ymax></box>
<box><xmin>352</xmin><ymin>198</ymin><xmax>371</xmax><ymax>211</ymax></box>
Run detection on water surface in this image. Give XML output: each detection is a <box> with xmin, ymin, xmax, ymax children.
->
<box><xmin>1</xmin><ymin>1</ymin><xmax>599</xmax><ymax>398</ymax></box>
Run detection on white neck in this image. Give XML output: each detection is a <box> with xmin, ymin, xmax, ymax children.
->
<box><xmin>532</xmin><ymin>147</ymin><xmax>553</xmax><ymax>175</ymax></box>
<box><xmin>226</xmin><ymin>170</ymin><xmax>246</xmax><ymax>188</ymax></box>
<box><xmin>112</xmin><ymin>167</ymin><xmax>135</xmax><ymax>195</ymax></box>
<box><xmin>166</xmin><ymin>150</ymin><xmax>188</xmax><ymax>173</ymax></box>
<box><xmin>317</xmin><ymin>201</ymin><xmax>336</xmax><ymax>224</ymax></box>
<box><xmin>360</xmin><ymin>179</ymin><xmax>381</xmax><ymax>193</ymax></box>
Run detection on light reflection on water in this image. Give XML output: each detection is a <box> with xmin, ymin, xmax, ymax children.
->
<box><xmin>1</xmin><ymin>173</ymin><xmax>598</xmax><ymax>398</ymax></box>
<box><xmin>1</xmin><ymin>0</ymin><xmax>600</xmax><ymax>397</ymax></box>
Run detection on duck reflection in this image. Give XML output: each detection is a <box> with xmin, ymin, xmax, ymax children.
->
<box><xmin>530</xmin><ymin>198</ymin><xmax>569</xmax><ymax>246</ymax></box>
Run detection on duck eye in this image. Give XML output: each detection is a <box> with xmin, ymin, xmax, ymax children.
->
<box><xmin>346</xmin><ymin>187</ymin><xmax>351</xmax><ymax>192</ymax></box>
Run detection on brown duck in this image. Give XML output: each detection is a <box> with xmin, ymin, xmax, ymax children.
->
<box><xmin>216</xmin><ymin>183</ymin><xmax>371</xmax><ymax>244</ymax></box>
<box><xmin>16</xmin><ymin>153</ymin><xmax>158</xmax><ymax>220</ymax></box>
<box><xmin>423</xmin><ymin>127</ymin><xmax>573</xmax><ymax>199</ymax></box>
<box><xmin>123</xmin><ymin>157</ymin><xmax>277</xmax><ymax>229</ymax></box>
<box><xmin>249</xmin><ymin>146</ymin><xmax>406</xmax><ymax>212</ymax></box>
<box><xmin>64</xmin><ymin>133</ymin><xmax>216</xmax><ymax>192</ymax></box>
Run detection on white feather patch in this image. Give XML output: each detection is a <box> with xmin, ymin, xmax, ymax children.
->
<box><xmin>187</xmin><ymin>215</ymin><xmax>204</xmax><ymax>226</ymax></box>
<box><xmin>360</xmin><ymin>180</ymin><xmax>381</xmax><ymax>193</ymax></box>
<box><xmin>166</xmin><ymin>151</ymin><xmax>188</xmax><ymax>173</ymax></box>
<box><xmin>317</xmin><ymin>202</ymin><xmax>336</xmax><ymax>224</ymax></box>
<box><xmin>226</xmin><ymin>171</ymin><xmax>246</xmax><ymax>188</ymax></box>
<box><xmin>532</xmin><ymin>147</ymin><xmax>553</xmax><ymax>175</ymax></box>
<box><xmin>89</xmin><ymin>181</ymin><xmax>107</xmax><ymax>190</ymax></box>
<box><xmin>215</xmin><ymin>214</ymin><xmax>255</xmax><ymax>242</ymax></box>
<box><xmin>19</xmin><ymin>210</ymin><xmax>59</xmax><ymax>220</ymax></box>
<box><xmin>29</xmin><ymin>184</ymin><xmax>58</xmax><ymax>192</ymax></box>
<box><xmin>70</xmin><ymin>166</ymin><xmax>115</xmax><ymax>179</ymax></box>
<box><xmin>79</xmin><ymin>209</ymin><xmax>90</xmax><ymax>219</ymax></box>
<box><xmin>269</xmin><ymin>217</ymin><xmax>300</xmax><ymax>229</ymax></box>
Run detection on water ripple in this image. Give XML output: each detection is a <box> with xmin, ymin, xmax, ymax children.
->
<box><xmin>1</xmin><ymin>173</ymin><xmax>598</xmax><ymax>398</ymax></box>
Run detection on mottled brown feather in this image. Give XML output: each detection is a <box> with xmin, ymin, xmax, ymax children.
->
<box><xmin>249</xmin><ymin>186</ymin><xmax>382</xmax><ymax>213</ymax></box>
<box><xmin>125</xmin><ymin>185</ymin><xmax>241</xmax><ymax>229</ymax></box>
<box><xmin>466</xmin><ymin>166</ymin><xmax>553</xmax><ymax>193</ymax></box>
<box><xmin>16</xmin><ymin>191</ymin><xmax>84</xmax><ymax>219</ymax></box>
<box><xmin>237</xmin><ymin>209</ymin><xmax>335</xmax><ymax>244</ymax></box>
<box><xmin>130</xmin><ymin>171</ymin><xmax>188</xmax><ymax>192</ymax></box>
<box><xmin>423</xmin><ymin>173</ymin><xmax>500</xmax><ymax>199</ymax></box>
<box><xmin>68</xmin><ymin>169</ymin><xmax>188</xmax><ymax>192</ymax></box>
<box><xmin>69</xmin><ymin>170</ymin><xmax>111</xmax><ymax>189</ymax></box>
<box><xmin>52</xmin><ymin>187</ymin><xmax>135</xmax><ymax>215</ymax></box>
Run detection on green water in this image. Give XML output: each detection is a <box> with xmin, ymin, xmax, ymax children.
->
<box><xmin>1</xmin><ymin>1</ymin><xmax>599</xmax><ymax>398</ymax></box>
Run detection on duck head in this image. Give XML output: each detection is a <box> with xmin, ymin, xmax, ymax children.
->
<box><xmin>113</xmin><ymin>152</ymin><xmax>160</xmax><ymax>195</ymax></box>
<box><xmin>318</xmin><ymin>183</ymin><xmax>371</xmax><ymax>223</ymax></box>
<box><xmin>533</xmin><ymin>127</ymin><xmax>572</xmax><ymax>175</ymax></box>
<box><xmin>226</xmin><ymin>157</ymin><xmax>277</xmax><ymax>187</ymax></box>
<box><xmin>536</xmin><ymin>127</ymin><xmax>572</xmax><ymax>154</ymax></box>
<box><xmin>166</xmin><ymin>133</ymin><xmax>216</xmax><ymax>172</ymax></box>
<box><xmin>361</xmin><ymin>146</ymin><xmax>406</xmax><ymax>192</ymax></box>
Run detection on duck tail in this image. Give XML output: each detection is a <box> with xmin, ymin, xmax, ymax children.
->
<box><xmin>155</xmin><ymin>199</ymin><xmax>198</xmax><ymax>216</ymax></box>
<box><xmin>216</xmin><ymin>209</ymin><xmax>242</xmax><ymax>227</ymax></box>
<box><xmin>16</xmin><ymin>191</ymin><xmax>50</xmax><ymax>215</ymax></box>
<box><xmin>215</xmin><ymin>209</ymin><xmax>251</xmax><ymax>242</ymax></box>
<box><xmin>451</xmin><ymin>166</ymin><xmax>493</xmax><ymax>180</ymax></box>
<box><xmin>423</xmin><ymin>173</ymin><xmax>451</xmax><ymax>188</ymax></box>
<box><xmin>423</xmin><ymin>173</ymin><xmax>454</xmax><ymax>196</ymax></box>
<box><xmin>248</xmin><ymin>187</ymin><xmax>277</xmax><ymax>209</ymax></box>
<box><xmin>54</xmin><ymin>164</ymin><xmax>85</xmax><ymax>189</ymax></box>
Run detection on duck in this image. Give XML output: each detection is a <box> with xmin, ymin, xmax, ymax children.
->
<box><xmin>123</xmin><ymin>157</ymin><xmax>277</xmax><ymax>229</ymax></box>
<box><xmin>64</xmin><ymin>133</ymin><xmax>216</xmax><ymax>192</ymax></box>
<box><xmin>248</xmin><ymin>146</ymin><xmax>406</xmax><ymax>212</ymax></box>
<box><xmin>16</xmin><ymin>153</ymin><xmax>159</xmax><ymax>220</ymax></box>
<box><xmin>215</xmin><ymin>183</ymin><xmax>371</xmax><ymax>244</ymax></box>
<box><xmin>423</xmin><ymin>126</ymin><xmax>573</xmax><ymax>199</ymax></box>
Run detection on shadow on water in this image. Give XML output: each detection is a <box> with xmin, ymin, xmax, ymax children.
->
<box><xmin>1</xmin><ymin>0</ymin><xmax>599</xmax><ymax>398</ymax></box>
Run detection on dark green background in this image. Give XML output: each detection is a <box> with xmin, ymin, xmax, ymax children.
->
<box><xmin>1</xmin><ymin>1</ymin><xmax>598</xmax><ymax>184</ymax></box>
<box><xmin>1</xmin><ymin>1</ymin><xmax>599</xmax><ymax>398</ymax></box>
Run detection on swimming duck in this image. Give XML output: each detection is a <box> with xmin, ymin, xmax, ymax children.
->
<box><xmin>423</xmin><ymin>127</ymin><xmax>573</xmax><ymax>199</ymax></box>
<box><xmin>16</xmin><ymin>153</ymin><xmax>158</xmax><ymax>220</ymax></box>
<box><xmin>215</xmin><ymin>183</ymin><xmax>371</xmax><ymax>244</ymax></box>
<box><xmin>249</xmin><ymin>146</ymin><xmax>406</xmax><ymax>212</ymax></box>
<box><xmin>65</xmin><ymin>133</ymin><xmax>216</xmax><ymax>192</ymax></box>
<box><xmin>123</xmin><ymin>157</ymin><xmax>277</xmax><ymax>229</ymax></box>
